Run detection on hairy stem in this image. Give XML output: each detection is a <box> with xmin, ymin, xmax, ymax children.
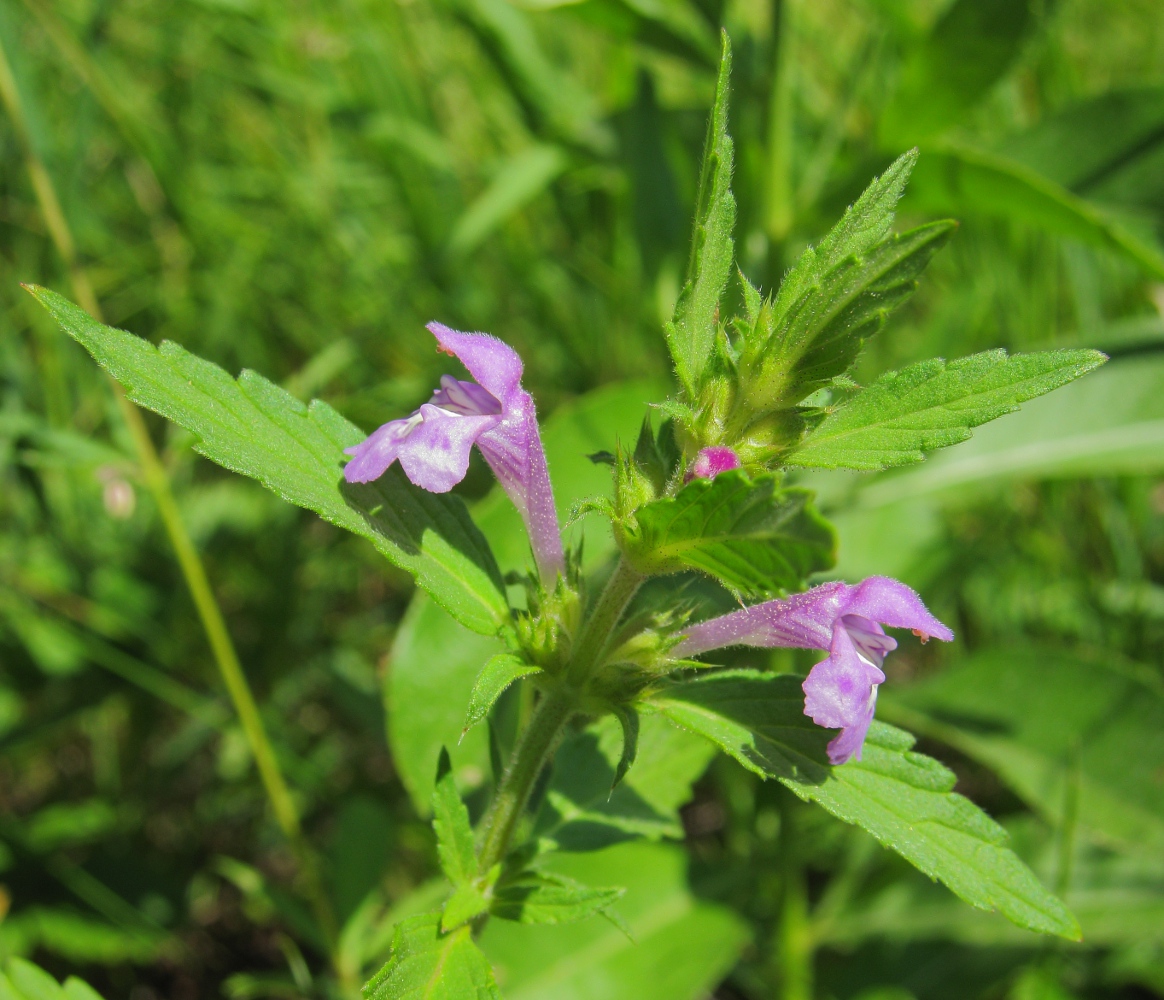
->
<box><xmin>478</xmin><ymin>687</ymin><xmax>576</xmax><ymax>873</ymax></box>
<box><xmin>0</xmin><ymin>35</ymin><xmax>337</xmax><ymax>953</ymax></box>
<box><xmin>567</xmin><ymin>557</ymin><xmax>644</xmax><ymax>686</ymax></box>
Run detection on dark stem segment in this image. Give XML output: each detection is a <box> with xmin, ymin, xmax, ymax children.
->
<box><xmin>567</xmin><ymin>557</ymin><xmax>644</xmax><ymax>686</ymax></box>
<box><xmin>477</xmin><ymin>687</ymin><xmax>576</xmax><ymax>873</ymax></box>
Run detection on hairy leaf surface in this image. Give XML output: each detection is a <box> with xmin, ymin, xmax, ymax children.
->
<box><xmin>650</xmin><ymin>670</ymin><xmax>1080</xmax><ymax>939</ymax></box>
<box><xmin>31</xmin><ymin>287</ymin><xmax>509</xmax><ymax>636</ymax></box>
<box><xmin>665</xmin><ymin>33</ymin><xmax>735</xmax><ymax>393</ymax></box>
<box><xmin>789</xmin><ymin>349</ymin><xmax>1106</xmax><ymax>470</ymax></box>
<box><xmin>623</xmin><ymin>471</ymin><xmax>835</xmax><ymax>596</ymax></box>
<box><xmin>364</xmin><ymin>913</ymin><xmax>500</xmax><ymax>1000</ymax></box>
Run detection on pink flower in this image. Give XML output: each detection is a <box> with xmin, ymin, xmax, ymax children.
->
<box><xmin>673</xmin><ymin>577</ymin><xmax>953</xmax><ymax>764</ymax></box>
<box><xmin>344</xmin><ymin>323</ymin><xmax>565</xmax><ymax>581</ymax></box>
<box><xmin>685</xmin><ymin>446</ymin><xmax>742</xmax><ymax>481</ymax></box>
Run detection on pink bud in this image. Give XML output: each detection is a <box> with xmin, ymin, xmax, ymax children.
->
<box><xmin>685</xmin><ymin>446</ymin><xmax>742</xmax><ymax>482</ymax></box>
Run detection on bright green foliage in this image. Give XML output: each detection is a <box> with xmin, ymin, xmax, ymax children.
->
<box><xmin>363</xmin><ymin>913</ymin><xmax>501</xmax><ymax>1000</ymax></box>
<box><xmin>463</xmin><ymin>654</ymin><xmax>541</xmax><ymax>736</ymax></box>
<box><xmin>29</xmin><ymin>287</ymin><xmax>509</xmax><ymax>637</ymax></box>
<box><xmin>480</xmin><ymin>842</ymin><xmax>749</xmax><ymax>1000</ymax></box>
<box><xmin>887</xmin><ymin>647</ymin><xmax>1164</xmax><ymax>858</ymax></box>
<box><xmin>789</xmin><ymin>348</ymin><xmax>1107</xmax><ymax>470</ymax></box>
<box><xmin>739</xmin><ymin>214</ymin><xmax>956</xmax><ymax>418</ymax></box>
<box><xmin>0</xmin><ymin>958</ymin><xmax>103</xmax><ymax>1000</ymax></box>
<box><xmin>491</xmin><ymin>867</ymin><xmax>625</xmax><ymax>925</ymax></box>
<box><xmin>432</xmin><ymin>750</ymin><xmax>477</xmax><ymax>886</ymax></box>
<box><xmin>622</xmin><ymin>472</ymin><xmax>835</xmax><ymax>596</ymax></box>
<box><xmin>665</xmin><ymin>33</ymin><xmax>735</xmax><ymax>394</ymax></box>
<box><xmin>650</xmin><ymin>671</ymin><xmax>1081</xmax><ymax>940</ymax></box>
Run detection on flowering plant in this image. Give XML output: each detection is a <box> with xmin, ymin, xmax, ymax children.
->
<box><xmin>31</xmin><ymin>35</ymin><xmax>1108</xmax><ymax>1000</ymax></box>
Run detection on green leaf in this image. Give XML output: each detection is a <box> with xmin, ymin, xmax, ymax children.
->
<box><xmin>879</xmin><ymin>0</ymin><xmax>1034</xmax><ymax>145</ymax></box>
<box><xmin>610</xmin><ymin>706</ymin><xmax>639</xmax><ymax>792</ymax></box>
<box><xmin>491</xmin><ymin>868</ymin><xmax>625</xmax><ymax>925</ymax></box>
<box><xmin>649</xmin><ymin>670</ymin><xmax>1080</xmax><ymax>939</ymax></box>
<box><xmin>535</xmin><ymin>713</ymin><xmax>714</xmax><ymax>851</ymax></box>
<box><xmin>743</xmin><ymin>219</ymin><xmax>955</xmax><ymax>412</ymax></box>
<box><xmin>623</xmin><ymin>471</ymin><xmax>836</xmax><ymax>596</ymax></box>
<box><xmin>432</xmin><ymin>749</ymin><xmax>477</xmax><ymax>887</ymax></box>
<box><xmin>29</xmin><ymin>286</ymin><xmax>509</xmax><ymax>637</ymax></box>
<box><xmin>788</xmin><ymin>349</ymin><xmax>1107</xmax><ymax>471</ymax></box>
<box><xmin>998</xmin><ymin>85</ymin><xmax>1164</xmax><ymax>193</ymax></box>
<box><xmin>479</xmin><ymin>841</ymin><xmax>749</xmax><ymax>1000</ymax></box>
<box><xmin>884</xmin><ymin>646</ymin><xmax>1164</xmax><ymax>859</ymax></box>
<box><xmin>363</xmin><ymin>913</ymin><xmax>501</xmax><ymax>1000</ymax></box>
<box><xmin>665</xmin><ymin>32</ymin><xmax>735</xmax><ymax>394</ymax></box>
<box><xmin>847</xmin><ymin>355</ymin><xmax>1164</xmax><ymax>508</ymax></box>
<box><xmin>463</xmin><ymin>655</ymin><xmax>542</xmax><ymax>736</ymax></box>
<box><xmin>905</xmin><ymin>146</ymin><xmax>1164</xmax><ymax>280</ymax></box>
<box><xmin>4</xmin><ymin>959</ymin><xmax>65</xmax><ymax>1000</ymax></box>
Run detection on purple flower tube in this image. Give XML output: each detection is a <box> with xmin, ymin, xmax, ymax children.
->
<box><xmin>343</xmin><ymin>323</ymin><xmax>565</xmax><ymax>582</ymax></box>
<box><xmin>673</xmin><ymin>577</ymin><xmax>953</xmax><ymax>764</ymax></box>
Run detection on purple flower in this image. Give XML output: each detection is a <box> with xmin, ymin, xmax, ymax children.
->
<box><xmin>344</xmin><ymin>323</ymin><xmax>565</xmax><ymax>581</ymax></box>
<box><xmin>672</xmin><ymin>577</ymin><xmax>953</xmax><ymax>764</ymax></box>
<box><xmin>685</xmin><ymin>446</ymin><xmax>742</xmax><ymax>482</ymax></box>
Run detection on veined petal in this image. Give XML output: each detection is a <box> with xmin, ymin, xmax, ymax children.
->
<box><xmin>843</xmin><ymin>576</ymin><xmax>954</xmax><ymax>643</ymax></box>
<box><xmin>672</xmin><ymin>581</ymin><xmax>849</xmax><ymax>658</ymax></box>
<box><xmin>396</xmin><ymin>404</ymin><xmax>499</xmax><ymax>494</ymax></box>
<box><xmin>802</xmin><ymin>623</ymin><xmax>885</xmax><ymax>732</ymax></box>
<box><xmin>427</xmin><ymin>322</ymin><xmax>524</xmax><ymax>402</ymax></box>
<box><xmin>342</xmin><ymin>415</ymin><xmax>421</xmax><ymax>484</ymax></box>
<box><xmin>475</xmin><ymin>388</ymin><xmax>565</xmax><ymax>580</ymax></box>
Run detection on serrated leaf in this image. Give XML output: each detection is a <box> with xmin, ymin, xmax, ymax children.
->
<box><xmin>623</xmin><ymin>471</ymin><xmax>835</xmax><ymax>596</ymax></box>
<box><xmin>363</xmin><ymin>913</ymin><xmax>500</xmax><ymax>1000</ymax></box>
<box><xmin>463</xmin><ymin>655</ymin><xmax>541</xmax><ymax>736</ymax></box>
<box><xmin>441</xmin><ymin>881</ymin><xmax>492</xmax><ymax>933</ymax></box>
<box><xmin>788</xmin><ymin>349</ymin><xmax>1107</xmax><ymax>470</ymax></box>
<box><xmin>744</xmin><ymin>219</ymin><xmax>956</xmax><ymax>413</ymax></box>
<box><xmin>432</xmin><ymin>749</ymin><xmax>477</xmax><ymax>887</ymax></box>
<box><xmin>491</xmin><ymin>868</ymin><xmax>625</xmax><ymax>925</ymax></box>
<box><xmin>649</xmin><ymin>670</ymin><xmax>1080</xmax><ymax>940</ymax></box>
<box><xmin>29</xmin><ymin>287</ymin><xmax>509</xmax><ymax>637</ymax></box>
<box><xmin>665</xmin><ymin>32</ymin><xmax>735</xmax><ymax>393</ymax></box>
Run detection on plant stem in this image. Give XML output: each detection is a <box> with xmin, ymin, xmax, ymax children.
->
<box><xmin>567</xmin><ymin>557</ymin><xmax>644</xmax><ymax>686</ymax></box>
<box><xmin>0</xmin><ymin>35</ymin><xmax>337</xmax><ymax>953</ymax></box>
<box><xmin>477</xmin><ymin>687</ymin><xmax>576</xmax><ymax>873</ymax></box>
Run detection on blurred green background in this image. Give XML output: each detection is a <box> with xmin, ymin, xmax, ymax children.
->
<box><xmin>1</xmin><ymin>0</ymin><xmax>1163</xmax><ymax>997</ymax></box>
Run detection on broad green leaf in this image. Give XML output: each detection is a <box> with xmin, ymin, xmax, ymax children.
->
<box><xmin>5</xmin><ymin>958</ymin><xmax>65</xmax><ymax>1000</ymax></box>
<box><xmin>480</xmin><ymin>841</ymin><xmax>749</xmax><ymax>1000</ymax></box>
<box><xmin>364</xmin><ymin>913</ymin><xmax>500</xmax><ymax>1000</ymax></box>
<box><xmin>388</xmin><ymin>381</ymin><xmax>665</xmax><ymax>813</ymax></box>
<box><xmin>788</xmin><ymin>349</ymin><xmax>1106</xmax><ymax>471</ymax></box>
<box><xmin>535</xmin><ymin>713</ymin><xmax>714</xmax><ymax>851</ymax></box>
<box><xmin>905</xmin><ymin>146</ymin><xmax>1164</xmax><ymax>280</ymax></box>
<box><xmin>879</xmin><ymin>0</ymin><xmax>1034</xmax><ymax>145</ymax></box>
<box><xmin>464</xmin><ymin>655</ymin><xmax>541</xmax><ymax>736</ymax></box>
<box><xmin>449</xmin><ymin>145</ymin><xmax>568</xmax><ymax>255</ymax></box>
<box><xmin>745</xmin><ymin>220</ymin><xmax>955</xmax><ymax>412</ymax></box>
<box><xmin>433</xmin><ymin>749</ymin><xmax>477</xmax><ymax>886</ymax></box>
<box><xmin>665</xmin><ymin>33</ymin><xmax>735</xmax><ymax>394</ymax></box>
<box><xmin>847</xmin><ymin>355</ymin><xmax>1164</xmax><ymax>508</ymax></box>
<box><xmin>650</xmin><ymin>670</ymin><xmax>1080</xmax><ymax>939</ymax></box>
<box><xmin>623</xmin><ymin>472</ymin><xmax>836</xmax><ymax>596</ymax></box>
<box><xmin>491</xmin><ymin>869</ymin><xmax>625</xmax><ymax>925</ymax></box>
<box><xmin>883</xmin><ymin>647</ymin><xmax>1164</xmax><ymax>859</ymax></box>
<box><xmin>29</xmin><ymin>287</ymin><xmax>509</xmax><ymax>637</ymax></box>
<box><xmin>998</xmin><ymin>86</ymin><xmax>1164</xmax><ymax>193</ymax></box>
